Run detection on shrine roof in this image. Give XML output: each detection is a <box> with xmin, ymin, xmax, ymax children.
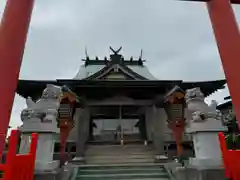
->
<box><xmin>217</xmin><ymin>96</ymin><xmax>232</xmax><ymax>110</ymax></box>
<box><xmin>217</xmin><ymin>100</ymin><xmax>232</xmax><ymax>110</ymax></box>
<box><xmin>16</xmin><ymin>79</ymin><xmax>226</xmax><ymax>101</ymax></box>
<box><xmin>74</xmin><ymin>47</ymin><xmax>157</xmax><ymax>80</ymax></box>
<box><xmin>16</xmin><ymin>47</ymin><xmax>226</xmax><ymax>100</ymax></box>
<box><xmin>73</xmin><ymin>64</ymin><xmax>157</xmax><ymax>80</ymax></box>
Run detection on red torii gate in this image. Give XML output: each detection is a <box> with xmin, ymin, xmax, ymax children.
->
<box><xmin>0</xmin><ymin>0</ymin><xmax>34</xmax><ymax>159</ymax></box>
<box><xmin>180</xmin><ymin>0</ymin><xmax>240</xmax><ymax>131</ymax></box>
<box><xmin>0</xmin><ymin>0</ymin><xmax>240</xmax><ymax>165</ymax></box>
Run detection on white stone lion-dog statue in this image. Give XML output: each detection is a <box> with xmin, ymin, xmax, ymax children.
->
<box><xmin>20</xmin><ymin>84</ymin><xmax>63</xmax><ymax>124</ymax></box>
<box><xmin>185</xmin><ymin>87</ymin><xmax>222</xmax><ymax>122</ymax></box>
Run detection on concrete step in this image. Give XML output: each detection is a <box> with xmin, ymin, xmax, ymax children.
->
<box><xmin>75</xmin><ymin>145</ymin><xmax>170</xmax><ymax>180</ymax></box>
<box><xmin>87</xmin><ymin>145</ymin><xmax>153</xmax><ymax>148</ymax></box>
<box><xmin>78</xmin><ymin>163</ymin><xmax>164</xmax><ymax>170</ymax></box>
<box><xmin>86</xmin><ymin>145</ymin><xmax>154</xmax><ymax>151</ymax></box>
<box><xmin>78</xmin><ymin>168</ymin><xmax>165</xmax><ymax>175</ymax></box>
<box><xmin>76</xmin><ymin>173</ymin><xmax>169</xmax><ymax>180</ymax></box>
<box><xmin>75</xmin><ymin>164</ymin><xmax>169</xmax><ymax>180</ymax></box>
<box><xmin>86</xmin><ymin>145</ymin><xmax>155</xmax><ymax>156</ymax></box>
<box><xmin>86</xmin><ymin>154</ymin><xmax>154</xmax><ymax>159</ymax></box>
<box><xmin>86</xmin><ymin>157</ymin><xmax>154</xmax><ymax>164</ymax></box>
<box><xmin>86</xmin><ymin>152</ymin><xmax>155</xmax><ymax>156</ymax></box>
<box><xmin>85</xmin><ymin>145</ymin><xmax>156</xmax><ymax>164</ymax></box>
<box><xmin>86</xmin><ymin>149</ymin><xmax>155</xmax><ymax>153</ymax></box>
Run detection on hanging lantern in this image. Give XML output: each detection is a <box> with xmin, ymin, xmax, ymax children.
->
<box><xmin>58</xmin><ymin>86</ymin><xmax>81</xmax><ymax>166</ymax></box>
<box><xmin>164</xmin><ymin>86</ymin><xmax>185</xmax><ymax>157</ymax></box>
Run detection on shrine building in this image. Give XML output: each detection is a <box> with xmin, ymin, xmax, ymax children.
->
<box><xmin>16</xmin><ymin>47</ymin><xmax>226</xmax><ymax>159</ymax></box>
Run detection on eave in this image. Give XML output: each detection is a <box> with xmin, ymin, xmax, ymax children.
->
<box><xmin>217</xmin><ymin>101</ymin><xmax>233</xmax><ymax>110</ymax></box>
<box><xmin>16</xmin><ymin>79</ymin><xmax>226</xmax><ymax>101</ymax></box>
<box><xmin>181</xmin><ymin>79</ymin><xmax>226</xmax><ymax>96</ymax></box>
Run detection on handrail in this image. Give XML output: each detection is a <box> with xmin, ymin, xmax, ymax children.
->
<box><xmin>219</xmin><ymin>132</ymin><xmax>240</xmax><ymax>180</ymax></box>
<box><xmin>0</xmin><ymin>130</ymin><xmax>38</xmax><ymax>180</ymax></box>
<box><xmin>0</xmin><ymin>165</ymin><xmax>5</xmax><ymax>171</ymax></box>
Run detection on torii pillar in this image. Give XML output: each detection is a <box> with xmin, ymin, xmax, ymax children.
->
<box><xmin>179</xmin><ymin>0</ymin><xmax>240</xmax><ymax>130</ymax></box>
<box><xmin>0</xmin><ymin>0</ymin><xmax>34</xmax><ymax>158</ymax></box>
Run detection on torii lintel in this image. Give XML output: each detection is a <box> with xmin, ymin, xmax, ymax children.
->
<box><xmin>177</xmin><ymin>0</ymin><xmax>240</xmax><ymax>4</ymax></box>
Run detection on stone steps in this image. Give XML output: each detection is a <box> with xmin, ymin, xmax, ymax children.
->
<box><xmin>86</xmin><ymin>157</ymin><xmax>154</xmax><ymax>164</ymax></box>
<box><xmin>85</xmin><ymin>145</ymin><xmax>155</xmax><ymax>164</ymax></box>
<box><xmin>78</xmin><ymin>163</ymin><xmax>163</xmax><ymax>169</ymax></box>
<box><xmin>78</xmin><ymin>167</ymin><xmax>165</xmax><ymax>175</ymax></box>
<box><xmin>75</xmin><ymin>164</ymin><xmax>170</xmax><ymax>180</ymax></box>
<box><xmin>86</xmin><ymin>145</ymin><xmax>155</xmax><ymax>155</ymax></box>
<box><xmin>73</xmin><ymin>145</ymin><xmax>170</xmax><ymax>180</ymax></box>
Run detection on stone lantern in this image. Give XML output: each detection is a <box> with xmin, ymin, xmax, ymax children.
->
<box><xmin>185</xmin><ymin>87</ymin><xmax>227</xmax><ymax>167</ymax></box>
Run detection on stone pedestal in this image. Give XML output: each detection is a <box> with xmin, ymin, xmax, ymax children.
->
<box><xmin>186</xmin><ymin>118</ymin><xmax>227</xmax><ymax>167</ymax></box>
<box><xmin>184</xmin><ymin>88</ymin><xmax>228</xmax><ymax>168</ymax></box>
<box><xmin>19</xmin><ymin>120</ymin><xmax>59</xmax><ymax>133</ymax></box>
<box><xmin>19</xmin><ymin>130</ymin><xmax>60</xmax><ymax>171</ymax></box>
<box><xmin>19</xmin><ymin>84</ymin><xmax>63</xmax><ymax>171</ymax></box>
<box><xmin>35</xmin><ymin>134</ymin><xmax>59</xmax><ymax>171</ymax></box>
<box><xmin>34</xmin><ymin>168</ymin><xmax>62</xmax><ymax>180</ymax></box>
<box><xmin>165</xmin><ymin>162</ymin><xmax>226</xmax><ymax>180</ymax></box>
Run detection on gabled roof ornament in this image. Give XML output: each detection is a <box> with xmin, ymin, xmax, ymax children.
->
<box><xmin>110</xmin><ymin>46</ymin><xmax>122</xmax><ymax>55</ymax></box>
<box><xmin>109</xmin><ymin>46</ymin><xmax>123</xmax><ymax>64</ymax></box>
<box><xmin>104</xmin><ymin>56</ymin><xmax>108</xmax><ymax>63</ymax></box>
<box><xmin>84</xmin><ymin>47</ymin><xmax>90</xmax><ymax>66</ymax></box>
<box><xmin>139</xmin><ymin>49</ymin><xmax>143</xmax><ymax>60</ymax></box>
<box><xmin>130</xmin><ymin>56</ymin><xmax>133</xmax><ymax>61</ymax></box>
<box><xmin>138</xmin><ymin>49</ymin><xmax>143</xmax><ymax>65</ymax></box>
<box><xmin>85</xmin><ymin>47</ymin><xmax>89</xmax><ymax>60</ymax></box>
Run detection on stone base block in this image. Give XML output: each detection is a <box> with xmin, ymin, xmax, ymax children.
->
<box><xmin>34</xmin><ymin>168</ymin><xmax>62</xmax><ymax>180</ymax></box>
<box><xmin>69</xmin><ymin>156</ymin><xmax>85</xmax><ymax>165</ymax></box>
<box><xmin>165</xmin><ymin>162</ymin><xmax>226</xmax><ymax>180</ymax></box>
<box><xmin>189</xmin><ymin>157</ymin><xmax>223</xmax><ymax>168</ymax></box>
<box><xmin>35</xmin><ymin>160</ymin><xmax>60</xmax><ymax>171</ymax></box>
<box><xmin>20</xmin><ymin>122</ymin><xmax>59</xmax><ymax>133</ymax></box>
<box><xmin>186</xmin><ymin>118</ymin><xmax>227</xmax><ymax>133</ymax></box>
<box><xmin>154</xmin><ymin>155</ymin><xmax>168</xmax><ymax>163</ymax></box>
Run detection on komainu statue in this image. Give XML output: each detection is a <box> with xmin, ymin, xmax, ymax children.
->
<box><xmin>185</xmin><ymin>87</ymin><xmax>221</xmax><ymax>122</ymax></box>
<box><xmin>21</xmin><ymin>84</ymin><xmax>62</xmax><ymax>123</ymax></box>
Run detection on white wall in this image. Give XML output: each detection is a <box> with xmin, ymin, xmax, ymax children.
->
<box><xmin>145</xmin><ymin>106</ymin><xmax>170</xmax><ymax>141</ymax></box>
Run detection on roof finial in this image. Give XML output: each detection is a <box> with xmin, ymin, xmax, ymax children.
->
<box><xmin>130</xmin><ymin>56</ymin><xmax>133</xmax><ymax>61</ymax></box>
<box><xmin>139</xmin><ymin>49</ymin><xmax>143</xmax><ymax>60</ymax></box>
<box><xmin>110</xmin><ymin>46</ymin><xmax>122</xmax><ymax>55</ymax></box>
<box><xmin>104</xmin><ymin>56</ymin><xmax>108</xmax><ymax>62</ymax></box>
<box><xmin>85</xmin><ymin>47</ymin><xmax>89</xmax><ymax>60</ymax></box>
<box><xmin>138</xmin><ymin>49</ymin><xmax>144</xmax><ymax>65</ymax></box>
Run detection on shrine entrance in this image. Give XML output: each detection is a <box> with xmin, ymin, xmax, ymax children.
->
<box><xmin>88</xmin><ymin>106</ymin><xmax>147</xmax><ymax>145</ymax></box>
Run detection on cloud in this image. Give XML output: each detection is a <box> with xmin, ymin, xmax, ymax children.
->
<box><xmin>0</xmin><ymin>0</ymin><xmax>237</xmax><ymax>129</ymax></box>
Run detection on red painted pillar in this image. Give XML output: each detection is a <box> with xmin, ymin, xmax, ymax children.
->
<box><xmin>206</xmin><ymin>0</ymin><xmax>240</xmax><ymax>129</ymax></box>
<box><xmin>169</xmin><ymin>120</ymin><xmax>185</xmax><ymax>157</ymax></box>
<box><xmin>0</xmin><ymin>0</ymin><xmax>34</xmax><ymax>157</ymax></box>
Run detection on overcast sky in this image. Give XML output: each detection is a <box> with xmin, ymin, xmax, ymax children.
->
<box><xmin>0</xmin><ymin>0</ymin><xmax>236</xmax><ymax>129</ymax></box>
